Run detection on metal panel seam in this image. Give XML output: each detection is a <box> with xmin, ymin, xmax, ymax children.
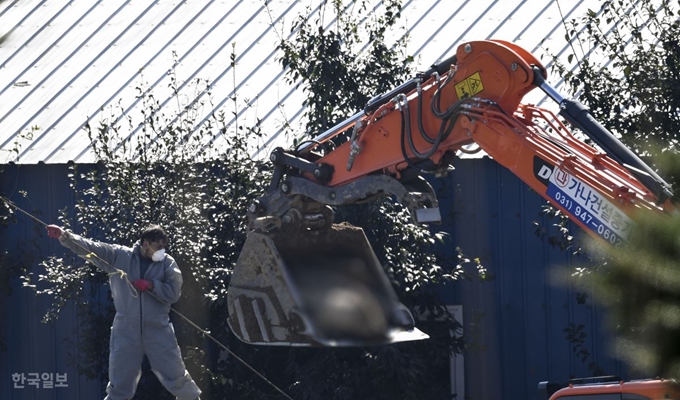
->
<box><xmin>190</xmin><ymin>1</ymin><xmax>312</xmax><ymax>152</ymax></box>
<box><xmin>414</xmin><ymin>0</ymin><xmax>470</xmax><ymax>62</ymax></box>
<box><xmin>40</xmin><ymin>0</ymin><xmax>209</xmax><ymax>163</ymax></box>
<box><xmin>71</xmin><ymin>0</ymin><xmax>247</xmax><ymax>163</ymax></box>
<box><xmin>436</xmin><ymin>0</ymin><xmax>502</xmax><ymax>61</ymax></box>
<box><xmin>14</xmin><ymin>0</ymin><xmax>164</xmax><ymax>161</ymax></box>
<box><xmin>0</xmin><ymin>2</ymin><xmax>70</xmax><ymax>72</ymax></box>
<box><xmin>0</xmin><ymin>0</ymin><xmax>133</xmax><ymax>149</ymax></box>
<box><xmin>0</xmin><ymin>1</ymin><xmax>103</xmax><ymax>98</ymax></box>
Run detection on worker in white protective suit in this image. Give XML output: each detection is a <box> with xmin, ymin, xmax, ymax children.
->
<box><xmin>46</xmin><ymin>224</ymin><xmax>202</xmax><ymax>400</ymax></box>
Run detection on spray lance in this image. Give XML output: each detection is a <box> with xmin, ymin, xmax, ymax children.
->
<box><xmin>1</xmin><ymin>195</ymin><xmax>295</xmax><ymax>400</ymax></box>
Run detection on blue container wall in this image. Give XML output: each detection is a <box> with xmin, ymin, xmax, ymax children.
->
<box><xmin>439</xmin><ymin>157</ymin><xmax>625</xmax><ymax>400</ymax></box>
<box><xmin>1</xmin><ymin>163</ymin><xmax>105</xmax><ymax>400</ymax></box>
<box><xmin>0</xmin><ymin>160</ymin><xmax>625</xmax><ymax>400</ymax></box>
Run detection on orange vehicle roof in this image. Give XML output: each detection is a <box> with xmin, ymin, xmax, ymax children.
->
<box><xmin>551</xmin><ymin>379</ymin><xmax>680</xmax><ymax>400</ymax></box>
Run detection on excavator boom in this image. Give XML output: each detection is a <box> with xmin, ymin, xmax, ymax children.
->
<box><xmin>227</xmin><ymin>40</ymin><xmax>675</xmax><ymax>347</ymax></box>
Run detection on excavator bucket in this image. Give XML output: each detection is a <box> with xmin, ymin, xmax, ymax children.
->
<box><xmin>227</xmin><ymin>223</ymin><xmax>428</xmax><ymax>346</ymax></box>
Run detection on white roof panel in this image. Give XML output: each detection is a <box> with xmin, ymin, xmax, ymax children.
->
<box><xmin>0</xmin><ymin>0</ymin><xmax>618</xmax><ymax>164</ymax></box>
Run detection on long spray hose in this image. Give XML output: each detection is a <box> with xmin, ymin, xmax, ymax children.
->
<box><xmin>1</xmin><ymin>196</ymin><xmax>295</xmax><ymax>400</ymax></box>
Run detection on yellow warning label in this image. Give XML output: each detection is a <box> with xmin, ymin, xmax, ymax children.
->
<box><xmin>454</xmin><ymin>71</ymin><xmax>484</xmax><ymax>99</ymax></box>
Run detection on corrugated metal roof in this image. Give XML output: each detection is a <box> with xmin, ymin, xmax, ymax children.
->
<box><xmin>0</xmin><ymin>0</ymin><xmax>608</xmax><ymax>164</ymax></box>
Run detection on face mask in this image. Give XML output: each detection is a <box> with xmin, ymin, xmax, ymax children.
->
<box><xmin>151</xmin><ymin>248</ymin><xmax>165</xmax><ymax>262</ymax></box>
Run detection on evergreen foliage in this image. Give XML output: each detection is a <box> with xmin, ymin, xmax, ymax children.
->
<box><xmin>550</xmin><ymin>0</ymin><xmax>680</xmax><ymax>379</ymax></box>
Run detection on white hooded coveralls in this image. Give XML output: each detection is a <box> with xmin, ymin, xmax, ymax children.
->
<box><xmin>59</xmin><ymin>231</ymin><xmax>202</xmax><ymax>400</ymax></box>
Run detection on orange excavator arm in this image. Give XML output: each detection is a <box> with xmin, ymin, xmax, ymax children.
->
<box><xmin>227</xmin><ymin>40</ymin><xmax>676</xmax><ymax>347</ymax></box>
